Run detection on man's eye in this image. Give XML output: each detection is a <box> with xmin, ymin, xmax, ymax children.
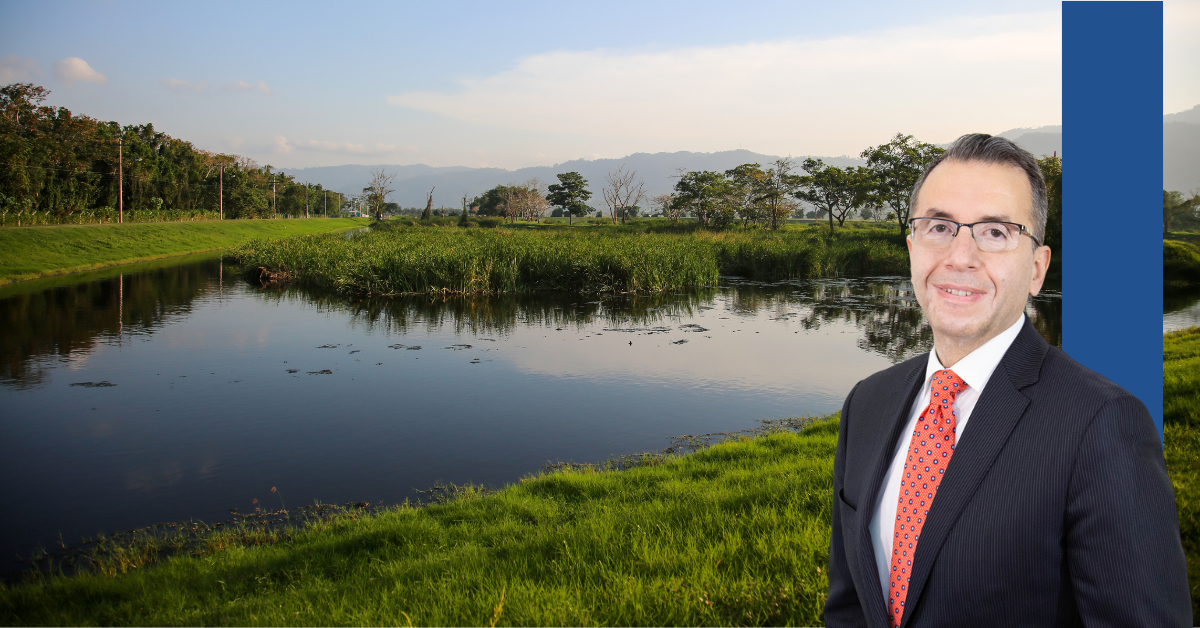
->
<box><xmin>931</xmin><ymin>224</ymin><xmax>949</xmax><ymax>233</ymax></box>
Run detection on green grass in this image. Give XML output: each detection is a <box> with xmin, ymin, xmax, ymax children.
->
<box><xmin>1164</xmin><ymin>327</ymin><xmax>1200</xmax><ymax>619</ymax></box>
<box><xmin>230</xmin><ymin>222</ymin><xmax>909</xmax><ymax>296</ymax></box>
<box><xmin>0</xmin><ymin>418</ymin><xmax>840</xmax><ymax>626</ymax></box>
<box><xmin>0</xmin><ymin>218</ymin><xmax>371</xmax><ymax>286</ymax></box>
<box><xmin>1165</xmin><ymin>238</ymin><xmax>1200</xmax><ymax>286</ymax></box>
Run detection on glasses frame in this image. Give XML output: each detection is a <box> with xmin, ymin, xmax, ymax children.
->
<box><xmin>907</xmin><ymin>217</ymin><xmax>1042</xmax><ymax>251</ymax></box>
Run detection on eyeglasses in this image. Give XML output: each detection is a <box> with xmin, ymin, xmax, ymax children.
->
<box><xmin>908</xmin><ymin>217</ymin><xmax>1041</xmax><ymax>252</ymax></box>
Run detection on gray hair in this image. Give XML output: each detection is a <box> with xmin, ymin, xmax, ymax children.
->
<box><xmin>909</xmin><ymin>133</ymin><xmax>1048</xmax><ymax>245</ymax></box>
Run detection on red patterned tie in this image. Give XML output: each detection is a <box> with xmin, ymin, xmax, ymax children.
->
<box><xmin>888</xmin><ymin>369</ymin><xmax>965</xmax><ymax>627</ymax></box>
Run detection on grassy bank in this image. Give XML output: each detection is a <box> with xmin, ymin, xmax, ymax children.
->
<box><xmin>230</xmin><ymin>222</ymin><xmax>909</xmax><ymax>295</ymax></box>
<box><xmin>1165</xmin><ymin>238</ymin><xmax>1200</xmax><ymax>286</ymax></box>
<box><xmin>0</xmin><ymin>218</ymin><xmax>370</xmax><ymax>286</ymax></box>
<box><xmin>1164</xmin><ymin>327</ymin><xmax>1200</xmax><ymax>617</ymax></box>
<box><xmin>1</xmin><ymin>418</ymin><xmax>840</xmax><ymax>626</ymax></box>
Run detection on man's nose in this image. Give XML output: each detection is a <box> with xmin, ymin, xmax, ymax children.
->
<box><xmin>944</xmin><ymin>226</ymin><xmax>980</xmax><ymax>267</ymax></box>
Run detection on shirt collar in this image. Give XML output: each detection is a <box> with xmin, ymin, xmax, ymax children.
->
<box><xmin>924</xmin><ymin>313</ymin><xmax>1026</xmax><ymax>393</ymax></box>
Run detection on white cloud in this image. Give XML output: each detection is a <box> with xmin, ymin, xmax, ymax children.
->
<box><xmin>227</xmin><ymin>80</ymin><xmax>272</xmax><ymax>95</ymax></box>
<box><xmin>0</xmin><ymin>54</ymin><xmax>42</xmax><ymax>84</ymax></box>
<box><xmin>387</xmin><ymin>11</ymin><xmax>1061</xmax><ymax>156</ymax></box>
<box><xmin>224</xmin><ymin>136</ymin><xmax>245</xmax><ymax>150</ymax></box>
<box><xmin>52</xmin><ymin>57</ymin><xmax>107</xmax><ymax>85</ymax></box>
<box><xmin>1165</xmin><ymin>0</ymin><xmax>1200</xmax><ymax>113</ymax></box>
<box><xmin>300</xmin><ymin>140</ymin><xmax>399</xmax><ymax>154</ymax></box>
<box><xmin>161</xmin><ymin>78</ymin><xmax>207</xmax><ymax>93</ymax></box>
<box><xmin>272</xmin><ymin>135</ymin><xmax>292</xmax><ymax>154</ymax></box>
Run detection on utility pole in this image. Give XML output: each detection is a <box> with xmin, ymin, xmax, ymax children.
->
<box><xmin>324</xmin><ymin>191</ymin><xmax>327</xmax><ymax>217</ymax></box>
<box><xmin>272</xmin><ymin>176</ymin><xmax>276</xmax><ymax>219</ymax></box>
<box><xmin>305</xmin><ymin>182</ymin><xmax>309</xmax><ymax>219</ymax></box>
<box><xmin>117</xmin><ymin>137</ymin><xmax>123</xmax><ymax>224</ymax></box>
<box><xmin>219</xmin><ymin>165</ymin><xmax>224</xmax><ymax>220</ymax></box>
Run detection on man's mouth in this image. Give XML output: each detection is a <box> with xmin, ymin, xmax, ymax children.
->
<box><xmin>937</xmin><ymin>285</ymin><xmax>982</xmax><ymax>297</ymax></box>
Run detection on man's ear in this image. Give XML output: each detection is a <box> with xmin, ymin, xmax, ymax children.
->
<box><xmin>906</xmin><ymin>234</ymin><xmax>913</xmax><ymax>255</ymax></box>
<box><xmin>1029</xmin><ymin>245</ymin><xmax>1051</xmax><ymax>296</ymax></box>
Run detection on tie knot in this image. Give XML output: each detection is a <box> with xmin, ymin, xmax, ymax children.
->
<box><xmin>929</xmin><ymin>369</ymin><xmax>966</xmax><ymax>401</ymax></box>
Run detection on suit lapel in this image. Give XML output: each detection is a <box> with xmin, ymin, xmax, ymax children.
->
<box><xmin>856</xmin><ymin>358</ymin><xmax>927</xmax><ymax>628</ymax></box>
<box><xmin>898</xmin><ymin>320</ymin><xmax>1048</xmax><ymax>627</ymax></box>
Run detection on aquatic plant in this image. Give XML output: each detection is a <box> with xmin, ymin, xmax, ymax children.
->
<box><xmin>230</xmin><ymin>223</ymin><xmax>909</xmax><ymax>296</ymax></box>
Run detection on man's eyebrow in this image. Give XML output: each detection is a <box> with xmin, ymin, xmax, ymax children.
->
<box><xmin>919</xmin><ymin>208</ymin><xmax>1014</xmax><ymax>222</ymax></box>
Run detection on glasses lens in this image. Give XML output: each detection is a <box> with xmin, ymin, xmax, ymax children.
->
<box><xmin>912</xmin><ymin>218</ymin><xmax>956</xmax><ymax>247</ymax></box>
<box><xmin>971</xmin><ymin>222</ymin><xmax>1020</xmax><ymax>252</ymax></box>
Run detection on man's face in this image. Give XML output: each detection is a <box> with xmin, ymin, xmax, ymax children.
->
<box><xmin>907</xmin><ymin>159</ymin><xmax>1051</xmax><ymax>360</ymax></box>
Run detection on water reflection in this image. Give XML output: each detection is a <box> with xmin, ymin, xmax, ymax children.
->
<box><xmin>1164</xmin><ymin>285</ymin><xmax>1200</xmax><ymax>333</ymax></box>
<box><xmin>0</xmin><ymin>257</ymin><xmax>224</xmax><ymax>389</ymax></box>
<box><xmin>0</xmin><ymin>256</ymin><xmax>1065</xmax><ymax>579</ymax></box>
<box><xmin>262</xmin><ymin>276</ymin><xmax>1060</xmax><ymax>364</ymax></box>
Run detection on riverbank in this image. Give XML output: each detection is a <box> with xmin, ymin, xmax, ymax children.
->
<box><xmin>1</xmin><ymin>417</ymin><xmax>840</xmax><ymax>626</ymax></box>
<box><xmin>231</xmin><ymin>222</ymin><xmax>909</xmax><ymax>295</ymax></box>
<box><xmin>0</xmin><ymin>218</ymin><xmax>370</xmax><ymax>286</ymax></box>
<box><xmin>1165</xmin><ymin>237</ymin><xmax>1200</xmax><ymax>286</ymax></box>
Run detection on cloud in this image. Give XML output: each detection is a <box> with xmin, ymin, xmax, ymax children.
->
<box><xmin>387</xmin><ymin>11</ymin><xmax>1061</xmax><ymax>156</ymax></box>
<box><xmin>299</xmin><ymin>140</ymin><xmax>398</xmax><ymax>154</ymax></box>
<box><xmin>272</xmin><ymin>135</ymin><xmax>293</xmax><ymax>154</ymax></box>
<box><xmin>226</xmin><ymin>80</ymin><xmax>272</xmax><ymax>96</ymax></box>
<box><xmin>161</xmin><ymin>78</ymin><xmax>207</xmax><ymax>93</ymax></box>
<box><xmin>224</xmin><ymin>136</ymin><xmax>245</xmax><ymax>150</ymax></box>
<box><xmin>0</xmin><ymin>54</ymin><xmax>43</xmax><ymax>84</ymax></box>
<box><xmin>52</xmin><ymin>57</ymin><xmax>107</xmax><ymax>85</ymax></box>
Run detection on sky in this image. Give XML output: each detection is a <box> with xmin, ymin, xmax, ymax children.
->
<box><xmin>0</xmin><ymin>0</ymin><xmax>1195</xmax><ymax>170</ymax></box>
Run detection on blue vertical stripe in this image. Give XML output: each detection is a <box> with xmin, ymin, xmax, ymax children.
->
<box><xmin>1063</xmin><ymin>2</ymin><xmax>1164</xmax><ymax>437</ymax></box>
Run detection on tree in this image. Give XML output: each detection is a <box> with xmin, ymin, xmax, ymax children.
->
<box><xmin>672</xmin><ymin>170</ymin><xmax>729</xmax><ymax>227</ymax></box>
<box><xmin>1164</xmin><ymin>190</ymin><xmax>1200</xmax><ymax>235</ymax></box>
<box><xmin>471</xmin><ymin>185</ymin><xmax>516</xmax><ymax>217</ymax></box>
<box><xmin>601</xmin><ymin>165</ymin><xmax>645</xmax><ymax>224</ymax></box>
<box><xmin>497</xmin><ymin>180</ymin><xmax>548</xmax><ymax>223</ymax></box>
<box><xmin>651</xmin><ymin>193</ymin><xmax>682</xmax><ymax>224</ymax></box>
<box><xmin>1037</xmin><ymin>155</ymin><xmax>1062</xmax><ymax>250</ymax></box>
<box><xmin>860</xmin><ymin>132</ymin><xmax>945</xmax><ymax>235</ymax></box>
<box><xmin>762</xmin><ymin>158</ymin><xmax>801</xmax><ymax>229</ymax></box>
<box><xmin>724</xmin><ymin>163</ymin><xmax>769</xmax><ymax>227</ymax></box>
<box><xmin>796</xmin><ymin>158</ymin><xmax>857</xmax><ymax>235</ymax></box>
<box><xmin>421</xmin><ymin>187</ymin><xmax>435</xmax><ymax>220</ymax></box>
<box><xmin>366</xmin><ymin>168</ymin><xmax>397</xmax><ymax>221</ymax></box>
<box><xmin>546</xmin><ymin>171</ymin><xmax>593</xmax><ymax>226</ymax></box>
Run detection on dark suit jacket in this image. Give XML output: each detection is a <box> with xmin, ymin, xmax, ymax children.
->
<box><xmin>824</xmin><ymin>319</ymin><xmax>1191</xmax><ymax>627</ymax></box>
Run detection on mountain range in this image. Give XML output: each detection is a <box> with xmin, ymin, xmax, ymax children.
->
<box><xmin>280</xmin><ymin>115</ymin><xmax>1196</xmax><ymax>208</ymax></box>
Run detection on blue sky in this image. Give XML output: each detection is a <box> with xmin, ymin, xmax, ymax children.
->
<box><xmin>1</xmin><ymin>1</ymin><xmax>1195</xmax><ymax>169</ymax></box>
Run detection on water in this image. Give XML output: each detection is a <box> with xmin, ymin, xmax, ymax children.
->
<box><xmin>0</xmin><ymin>254</ymin><xmax>1061</xmax><ymax>576</ymax></box>
<box><xmin>1164</xmin><ymin>285</ymin><xmax>1200</xmax><ymax>333</ymax></box>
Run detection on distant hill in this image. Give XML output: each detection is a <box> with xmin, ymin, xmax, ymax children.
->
<box><xmin>1165</xmin><ymin>105</ymin><xmax>1200</xmax><ymax>193</ymax></box>
<box><xmin>281</xmin><ymin>112</ymin><xmax>1199</xmax><ymax>207</ymax></box>
<box><xmin>283</xmin><ymin>150</ymin><xmax>864</xmax><ymax>209</ymax></box>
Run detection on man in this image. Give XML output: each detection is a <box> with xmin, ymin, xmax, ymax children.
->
<box><xmin>824</xmin><ymin>134</ymin><xmax>1190</xmax><ymax>627</ymax></box>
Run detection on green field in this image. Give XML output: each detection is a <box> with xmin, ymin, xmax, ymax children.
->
<box><xmin>231</xmin><ymin>221</ymin><xmax>909</xmax><ymax>296</ymax></box>
<box><xmin>0</xmin><ymin>218</ymin><xmax>370</xmax><ymax>286</ymax></box>
<box><xmin>1164</xmin><ymin>326</ymin><xmax>1200</xmax><ymax>617</ymax></box>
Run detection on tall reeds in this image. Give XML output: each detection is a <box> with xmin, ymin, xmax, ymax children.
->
<box><xmin>230</xmin><ymin>224</ymin><xmax>909</xmax><ymax>296</ymax></box>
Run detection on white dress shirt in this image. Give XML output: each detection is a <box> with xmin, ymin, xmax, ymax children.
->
<box><xmin>867</xmin><ymin>313</ymin><xmax>1027</xmax><ymax>602</ymax></box>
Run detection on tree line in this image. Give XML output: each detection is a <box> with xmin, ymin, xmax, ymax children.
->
<box><xmin>0</xmin><ymin>83</ymin><xmax>346</xmax><ymax>225</ymax></box>
<box><xmin>456</xmin><ymin>133</ymin><xmax>1061</xmax><ymax>250</ymax></box>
